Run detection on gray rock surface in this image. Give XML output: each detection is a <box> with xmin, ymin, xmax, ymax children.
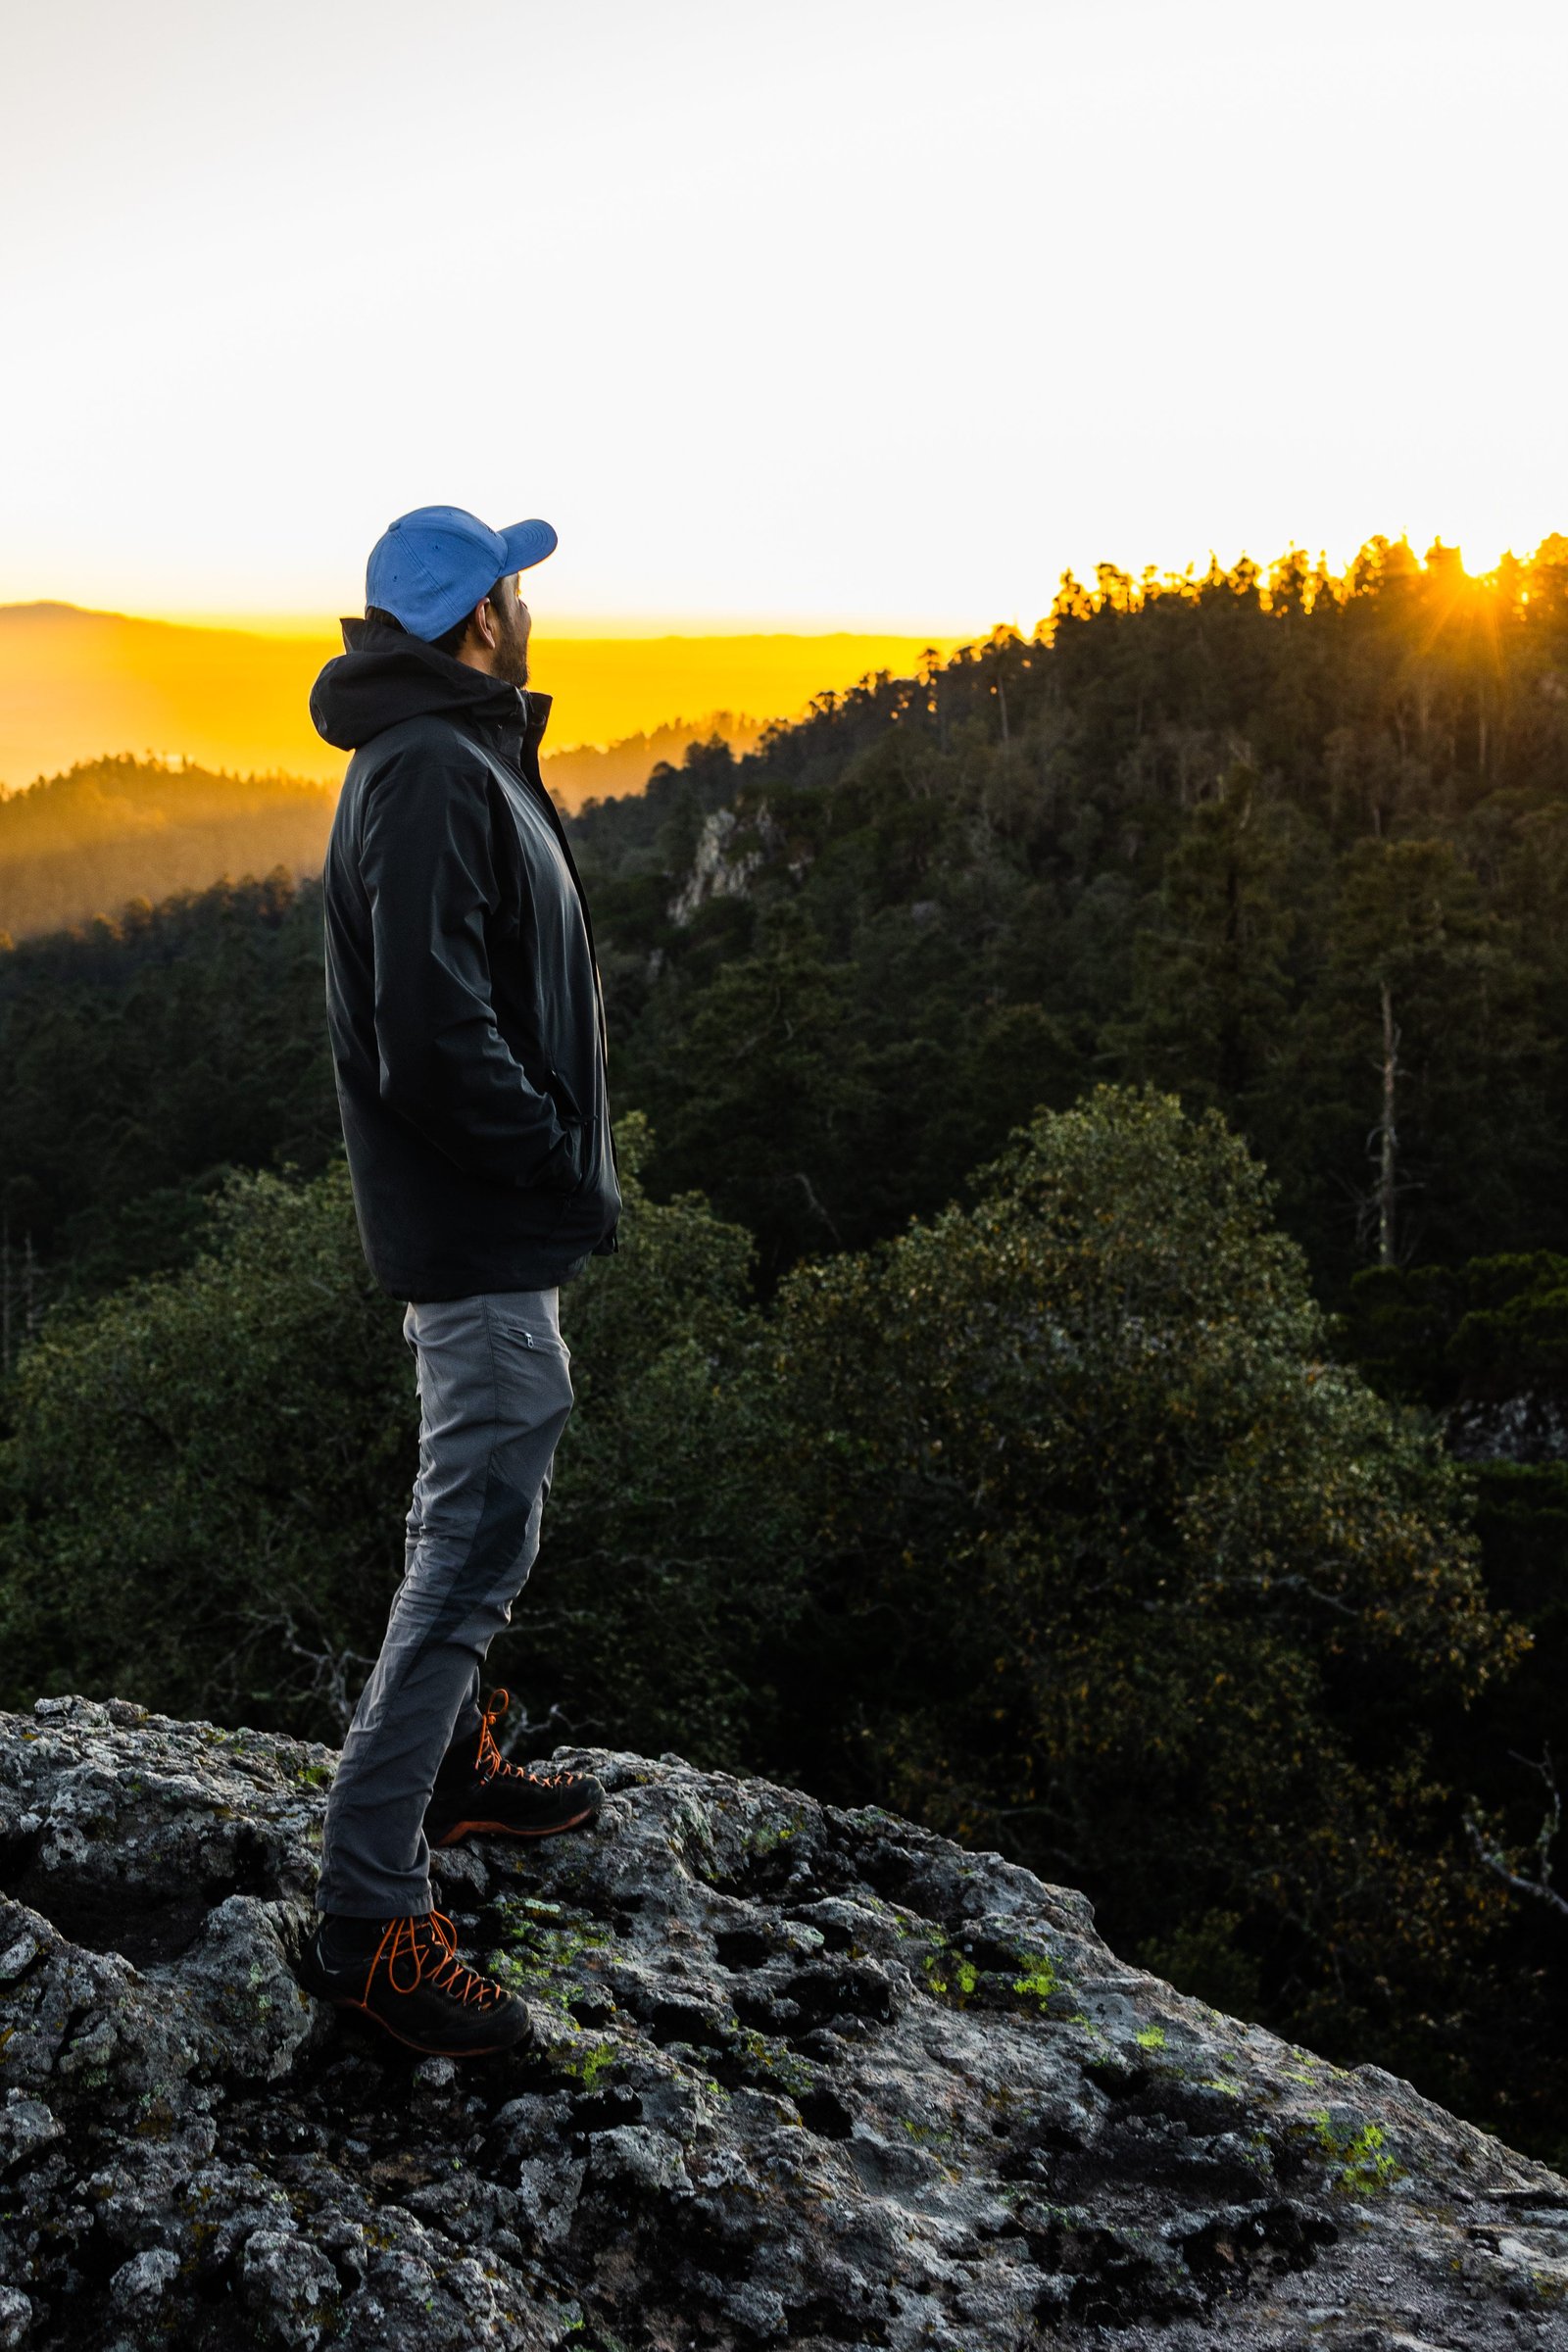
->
<box><xmin>1</xmin><ymin>1696</ymin><xmax>1565</xmax><ymax>2351</ymax></box>
<box><xmin>1447</xmin><ymin>1390</ymin><xmax>1568</xmax><ymax>1466</ymax></box>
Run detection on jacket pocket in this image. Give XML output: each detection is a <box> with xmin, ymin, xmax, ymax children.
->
<box><xmin>548</xmin><ymin>1065</ymin><xmax>585</xmax><ymax>1123</ymax></box>
<box><xmin>540</xmin><ymin>1116</ymin><xmax>596</xmax><ymax>1236</ymax></box>
<box><xmin>538</xmin><ymin>1118</ymin><xmax>583</xmax><ymax>1199</ymax></box>
<box><xmin>564</xmin><ymin>1113</ymin><xmax>597</xmax><ymax>1194</ymax></box>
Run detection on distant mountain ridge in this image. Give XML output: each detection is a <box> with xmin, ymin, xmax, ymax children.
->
<box><xmin>0</xmin><ymin>599</ymin><xmax>953</xmax><ymax>936</ymax></box>
<box><xmin>542</xmin><ymin>710</ymin><xmax>766</xmax><ymax>802</ymax></box>
<box><xmin>0</xmin><ymin>757</ymin><xmax>337</xmax><ymax>943</ymax></box>
<box><xmin>0</xmin><ymin>601</ymin><xmax>951</xmax><ymax>802</ymax></box>
<box><xmin>0</xmin><ymin>725</ymin><xmax>777</xmax><ymax>942</ymax></box>
<box><xmin>0</xmin><ymin>602</ymin><xmax>339</xmax><ymax>789</ymax></box>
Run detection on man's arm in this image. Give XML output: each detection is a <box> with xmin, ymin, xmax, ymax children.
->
<box><xmin>358</xmin><ymin>747</ymin><xmax>575</xmax><ymax>1191</ymax></box>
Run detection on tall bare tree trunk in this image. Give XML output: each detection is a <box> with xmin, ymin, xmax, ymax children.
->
<box><xmin>1377</xmin><ymin>982</ymin><xmax>1399</xmax><ymax>1267</ymax></box>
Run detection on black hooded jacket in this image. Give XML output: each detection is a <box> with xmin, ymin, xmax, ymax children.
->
<box><xmin>313</xmin><ymin>617</ymin><xmax>620</xmax><ymax>1300</ymax></box>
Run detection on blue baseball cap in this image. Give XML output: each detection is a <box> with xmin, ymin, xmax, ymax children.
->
<box><xmin>365</xmin><ymin>505</ymin><xmax>558</xmax><ymax>640</ymax></box>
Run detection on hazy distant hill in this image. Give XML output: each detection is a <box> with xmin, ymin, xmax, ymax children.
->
<box><xmin>0</xmin><ymin>727</ymin><xmax>771</xmax><ymax>940</ymax></box>
<box><xmin>0</xmin><ymin>726</ymin><xmax>764</xmax><ymax>940</ymax></box>
<box><xmin>0</xmin><ymin>758</ymin><xmax>337</xmax><ymax>942</ymax></box>
<box><xmin>542</xmin><ymin>711</ymin><xmax>765</xmax><ymax>803</ymax></box>
<box><xmin>0</xmin><ymin>604</ymin><xmax>340</xmax><ymax>788</ymax></box>
<box><xmin>0</xmin><ymin>603</ymin><xmax>953</xmax><ymax>800</ymax></box>
<box><xmin>0</xmin><ymin>606</ymin><xmax>956</xmax><ymax>932</ymax></box>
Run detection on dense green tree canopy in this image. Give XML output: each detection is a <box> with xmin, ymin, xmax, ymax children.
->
<box><xmin>757</xmin><ymin>1092</ymin><xmax>1520</xmax><ymax>2084</ymax></box>
<box><xmin>3</xmin><ymin>535</ymin><xmax>1567</xmax><ymax>2159</ymax></box>
<box><xmin>0</xmin><ymin>1117</ymin><xmax>780</xmax><ymax>1756</ymax></box>
<box><xmin>569</xmin><ymin>534</ymin><xmax>1568</xmax><ymax>1292</ymax></box>
<box><xmin>3</xmin><ymin>1089</ymin><xmax>1553</xmax><ymax>2148</ymax></box>
<box><xmin>6</xmin><ymin>533</ymin><xmax>1567</xmax><ymax>1309</ymax></box>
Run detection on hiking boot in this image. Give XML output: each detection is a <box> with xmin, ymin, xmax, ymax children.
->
<box><xmin>299</xmin><ymin>1908</ymin><xmax>532</xmax><ymax>2057</ymax></box>
<box><xmin>424</xmin><ymin>1689</ymin><xmax>606</xmax><ymax>1849</ymax></box>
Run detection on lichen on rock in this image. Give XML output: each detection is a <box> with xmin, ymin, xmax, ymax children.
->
<box><xmin>2</xmin><ymin>1695</ymin><xmax>1566</xmax><ymax>2348</ymax></box>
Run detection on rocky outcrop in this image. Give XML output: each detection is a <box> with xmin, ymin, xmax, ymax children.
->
<box><xmin>1446</xmin><ymin>1390</ymin><xmax>1568</xmax><ymax>1465</ymax></box>
<box><xmin>667</xmin><ymin>808</ymin><xmax>774</xmax><ymax>925</ymax></box>
<box><xmin>1</xmin><ymin>1698</ymin><xmax>1565</xmax><ymax>2351</ymax></box>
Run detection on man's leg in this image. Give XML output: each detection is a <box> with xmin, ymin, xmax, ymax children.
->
<box><xmin>317</xmin><ymin>1288</ymin><xmax>573</xmax><ymax>1921</ymax></box>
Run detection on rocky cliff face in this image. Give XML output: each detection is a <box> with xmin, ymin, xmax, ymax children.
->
<box><xmin>1</xmin><ymin>1698</ymin><xmax>1565</xmax><ymax>2352</ymax></box>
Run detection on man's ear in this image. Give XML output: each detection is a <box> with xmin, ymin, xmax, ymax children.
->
<box><xmin>471</xmin><ymin>596</ymin><xmax>501</xmax><ymax>652</ymax></box>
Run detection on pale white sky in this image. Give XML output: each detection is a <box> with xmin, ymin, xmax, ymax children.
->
<box><xmin>1</xmin><ymin>0</ymin><xmax>1562</xmax><ymax>629</ymax></box>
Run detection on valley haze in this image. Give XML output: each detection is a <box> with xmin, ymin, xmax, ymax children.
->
<box><xmin>0</xmin><ymin>603</ymin><xmax>958</xmax><ymax>803</ymax></box>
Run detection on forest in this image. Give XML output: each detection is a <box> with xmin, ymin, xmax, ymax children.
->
<box><xmin>0</xmin><ymin>755</ymin><xmax>337</xmax><ymax>944</ymax></box>
<box><xmin>1</xmin><ymin>534</ymin><xmax>1565</xmax><ymax>2161</ymax></box>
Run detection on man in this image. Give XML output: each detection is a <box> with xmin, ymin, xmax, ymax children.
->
<box><xmin>301</xmin><ymin>505</ymin><xmax>621</xmax><ymax>2056</ymax></box>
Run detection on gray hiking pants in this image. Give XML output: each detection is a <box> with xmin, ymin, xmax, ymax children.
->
<box><xmin>317</xmin><ymin>1288</ymin><xmax>574</xmax><ymax>1919</ymax></box>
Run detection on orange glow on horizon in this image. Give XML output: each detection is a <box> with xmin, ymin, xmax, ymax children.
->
<box><xmin>0</xmin><ymin>606</ymin><xmax>964</xmax><ymax>802</ymax></box>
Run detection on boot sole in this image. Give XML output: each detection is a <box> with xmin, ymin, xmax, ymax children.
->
<box><xmin>430</xmin><ymin>1805</ymin><xmax>599</xmax><ymax>1848</ymax></box>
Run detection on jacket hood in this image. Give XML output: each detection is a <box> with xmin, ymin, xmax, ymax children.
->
<box><xmin>311</xmin><ymin>615</ymin><xmax>550</xmax><ymax>754</ymax></box>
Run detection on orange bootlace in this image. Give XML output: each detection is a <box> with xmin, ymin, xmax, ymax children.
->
<box><xmin>364</xmin><ymin>1910</ymin><xmax>505</xmax><ymax>2010</ymax></box>
<box><xmin>475</xmin><ymin>1689</ymin><xmax>573</xmax><ymax>1789</ymax></box>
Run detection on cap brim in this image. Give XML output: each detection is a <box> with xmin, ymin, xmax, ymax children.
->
<box><xmin>500</xmin><ymin>518</ymin><xmax>558</xmax><ymax>575</ymax></box>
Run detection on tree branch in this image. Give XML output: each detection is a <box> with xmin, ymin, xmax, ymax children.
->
<box><xmin>1464</xmin><ymin>1748</ymin><xmax>1568</xmax><ymax>1923</ymax></box>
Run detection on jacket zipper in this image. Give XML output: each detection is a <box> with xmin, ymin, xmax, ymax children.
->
<box><xmin>506</xmin><ymin>709</ymin><xmax>620</xmax><ymax>1188</ymax></box>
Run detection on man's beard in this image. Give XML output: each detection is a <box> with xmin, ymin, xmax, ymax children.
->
<box><xmin>491</xmin><ymin>607</ymin><xmax>530</xmax><ymax>692</ymax></box>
